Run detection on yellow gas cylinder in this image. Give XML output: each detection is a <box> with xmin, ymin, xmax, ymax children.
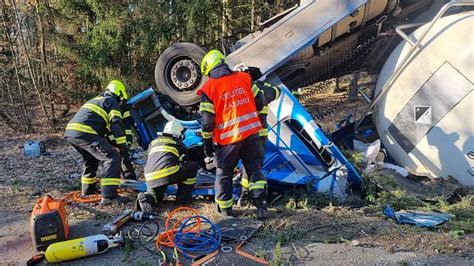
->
<box><xmin>45</xmin><ymin>234</ymin><xmax>123</xmax><ymax>263</ymax></box>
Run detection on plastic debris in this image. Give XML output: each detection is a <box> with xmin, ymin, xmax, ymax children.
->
<box><xmin>354</xmin><ymin>139</ymin><xmax>411</xmax><ymax>176</ymax></box>
<box><xmin>383</xmin><ymin>163</ymin><xmax>409</xmax><ymax>177</ymax></box>
<box><xmin>23</xmin><ymin>141</ymin><xmax>46</xmax><ymax>158</ymax></box>
<box><xmin>383</xmin><ymin>204</ymin><xmax>453</xmax><ymax>227</ymax></box>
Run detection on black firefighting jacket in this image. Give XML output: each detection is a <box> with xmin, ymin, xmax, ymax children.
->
<box><xmin>143</xmin><ymin>133</ymin><xmax>185</xmax><ymax>187</ymax></box>
<box><xmin>65</xmin><ymin>91</ymin><xmax>127</xmax><ymax>149</ymax></box>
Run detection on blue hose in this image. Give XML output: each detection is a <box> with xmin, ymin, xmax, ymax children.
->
<box><xmin>173</xmin><ymin>216</ymin><xmax>221</xmax><ymax>259</ymax></box>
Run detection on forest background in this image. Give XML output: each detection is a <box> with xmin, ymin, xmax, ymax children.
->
<box><xmin>1</xmin><ymin>0</ymin><xmax>295</xmax><ymax>132</ymax></box>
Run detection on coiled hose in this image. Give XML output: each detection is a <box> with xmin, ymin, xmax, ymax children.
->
<box><xmin>173</xmin><ymin>215</ymin><xmax>221</xmax><ymax>259</ymax></box>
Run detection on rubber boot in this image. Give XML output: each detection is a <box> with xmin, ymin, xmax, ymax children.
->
<box><xmin>219</xmin><ymin>207</ymin><xmax>235</xmax><ymax>219</ymax></box>
<box><xmin>136</xmin><ymin>192</ymin><xmax>157</xmax><ymax>213</ymax></box>
<box><xmin>100</xmin><ymin>195</ymin><xmax>131</xmax><ymax>206</ymax></box>
<box><xmin>81</xmin><ymin>183</ymin><xmax>98</xmax><ymax>197</ymax></box>
<box><xmin>123</xmin><ymin>170</ymin><xmax>137</xmax><ymax>181</ymax></box>
<box><xmin>237</xmin><ymin>190</ymin><xmax>250</xmax><ymax>208</ymax></box>
<box><xmin>254</xmin><ymin>197</ymin><xmax>268</xmax><ymax>220</ymax></box>
<box><xmin>176</xmin><ymin>184</ymin><xmax>194</xmax><ymax>205</ymax></box>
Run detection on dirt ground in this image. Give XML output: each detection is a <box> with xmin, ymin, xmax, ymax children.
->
<box><xmin>0</xmin><ymin>84</ymin><xmax>473</xmax><ymax>265</ymax></box>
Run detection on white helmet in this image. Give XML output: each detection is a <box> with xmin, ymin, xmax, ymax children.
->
<box><xmin>232</xmin><ymin>63</ymin><xmax>249</xmax><ymax>72</ymax></box>
<box><xmin>163</xmin><ymin>120</ymin><xmax>184</xmax><ymax>137</ymax></box>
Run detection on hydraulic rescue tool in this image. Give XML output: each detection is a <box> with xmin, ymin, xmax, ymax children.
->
<box><xmin>44</xmin><ymin>234</ymin><xmax>123</xmax><ymax>263</ymax></box>
<box><xmin>103</xmin><ymin>210</ymin><xmax>159</xmax><ymax>235</ymax></box>
<box><xmin>30</xmin><ymin>195</ymin><xmax>69</xmax><ymax>251</ymax></box>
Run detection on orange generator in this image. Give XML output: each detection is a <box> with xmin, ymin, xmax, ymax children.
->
<box><xmin>30</xmin><ymin>195</ymin><xmax>69</xmax><ymax>251</ymax></box>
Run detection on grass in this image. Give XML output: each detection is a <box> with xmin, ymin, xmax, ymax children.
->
<box><xmin>341</xmin><ymin>148</ymin><xmax>474</xmax><ymax>255</ymax></box>
<box><xmin>431</xmin><ymin>242</ymin><xmax>456</xmax><ymax>254</ymax></box>
<box><xmin>11</xmin><ymin>181</ymin><xmax>21</xmax><ymax>192</ymax></box>
<box><xmin>121</xmin><ymin>237</ymin><xmax>136</xmax><ymax>262</ymax></box>
<box><xmin>270</xmin><ymin>241</ymin><xmax>283</xmax><ymax>266</ymax></box>
<box><xmin>274</xmin><ymin>190</ymin><xmax>333</xmax><ymax>213</ymax></box>
<box><xmin>94</xmin><ymin>212</ymin><xmax>113</xmax><ymax>221</ymax></box>
<box><xmin>363</xmin><ymin>172</ymin><xmax>473</xmax><ymax>232</ymax></box>
<box><xmin>439</xmin><ymin>196</ymin><xmax>474</xmax><ymax>233</ymax></box>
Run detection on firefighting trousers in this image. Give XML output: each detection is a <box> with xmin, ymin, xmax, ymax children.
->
<box><xmin>66</xmin><ymin>135</ymin><xmax>121</xmax><ymax>198</ymax></box>
<box><xmin>146</xmin><ymin>161</ymin><xmax>200</xmax><ymax>203</ymax></box>
<box><xmin>241</xmin><ymin>137</ymin><xmax>267</xmax><ymax>192</ymax></box>
<box><xmin>215</xmin><ymin>135</ymin><xmax>266</xmax><ymax>210</ymax></box>
<box><xmin>120</xmin><ymin>151</ymin><xmax>137</xmax><ymax>180</ymax></box>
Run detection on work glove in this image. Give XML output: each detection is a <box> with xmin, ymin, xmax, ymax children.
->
<box><xmin>203</xmin><ymin>139</ymin><xmax>215</xmax><ymax>157</ymax></box>
<box><xmin>248</xmin><ymin>66</ymin><xmax>263</xmax><ymax>80</ymax></box>
<box><xmin>118</xmin><ymin>144</ymin><xmax>129</xmax><ymax>155</ymax></box>
<box><xmin>204</xmin><ymin>156</ymin><xmax>216</xmax><ymax>171</ymax></box>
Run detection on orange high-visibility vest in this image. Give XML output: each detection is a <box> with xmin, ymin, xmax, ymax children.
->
<box><xmin>199</xmin><ymin>72</ymin><xmax>262</xmax><ymax>145</ymax></box>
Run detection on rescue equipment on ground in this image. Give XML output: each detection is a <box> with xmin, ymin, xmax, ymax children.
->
<box><xmin>174</xmin><ymin>215</ymin><xmax>221</xmax><ymax>259</ymax></box>
<box><xmin>62</xmin><ymin>190</ymin><xmax>102</xmax><ymax>203</ymax></box>
<box><xmin>30</xmin><ymin>190</ymin><xmax>127</xmax><ymax>253</ymax></box>
<box><xmin>103</xmin><ymin>209</ymin><xmax>159</xmax><ymax>235</ymax></box>
<box><xmin>30</xmin><ymin>195</ymin><xmax>69</xmax><ymax>252</ymax></box>
<box><xmin>156</xmin><ymin>207</ymin><xmax>200</xmax><ymax>250</ymax></box>
<box><xmin>192</xmin><ymin>218</ymin><xmax>268</xmax><ymax>265</ymax></box>
<box><xmin>103</xmin><ymin>210</ymin><xmax>133</xmax><ymax>235</ymax></box>
<box><xmin>44</xmin><ymin>234</ymin><xmax>123</xmax><ymax>263</ymax></box>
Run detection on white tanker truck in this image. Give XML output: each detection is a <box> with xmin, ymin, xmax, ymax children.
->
<box><xmin>153</xmin><ymin>0</ymin><xmax>473</xmax><ymax>186</ymax></box>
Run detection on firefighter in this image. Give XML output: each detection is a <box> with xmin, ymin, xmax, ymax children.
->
<box><xmin>64</xmin><ymin>80</ymin><xmax>130</xmax><ymax>205</ymax></box>
<box><xmin>198</xmin><ymin>50</ymin><xmax>268</xmax><ymax>219</ymax></box>
<box><xmin>136</xmin><ymin>120</ymin><xmax>199</xmax><ymax>213</ymax></box>
<box><xmin>232</xmin><ymin>65</ymin><xmax>281</xmax><ymax>208</ymax></box>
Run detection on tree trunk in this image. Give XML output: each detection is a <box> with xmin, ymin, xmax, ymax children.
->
<box><xmin>348</xmin><ymin>71</ymin><xmax>360</xmax><ymax>101</ymax></box>
<box><xmin>251</xmin><ymin>0</ymin><xmax>255</xmax><ymax>31</ymax></box>
<box><xmin>35</xmin><ymin>0</ymin><xmax>56</xmax><ymax>128</ymax></box>
<box><xmin>11</xmin><ymin>0</ymin><xmax>54</xmax><ymax>130</ymax></box>
<box><xmin>1</xmin><ymin>4</ymin><xmax>32</xmax><ymax>131</ymax></box>
<box><xmin>334</xmin><ymin>76</ymin><xmax>342</xmax><ymax>93</ymax></box>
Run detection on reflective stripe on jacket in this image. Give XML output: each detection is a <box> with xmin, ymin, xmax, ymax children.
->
<box><xmin>65</xmin><ymin>92</ymin><xmax>125</xmax><ymax>140</ymax></box>
<box><xmin>143</xmin><ymin>135</ymin><xmax>185</xmax><ymax>186</ymax></box>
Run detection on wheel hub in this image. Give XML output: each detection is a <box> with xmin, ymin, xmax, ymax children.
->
<box><xmin>170</xmin><ymin>59</ymin><xmax>199</xmax><ymax>91</ymax></box>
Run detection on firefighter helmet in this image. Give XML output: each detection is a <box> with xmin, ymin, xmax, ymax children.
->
<box><xmin>106</xmin><ymin>80</ymin><xmax>128</xmax><ymax>100</ymax></box>
<box><xmin>232</xmin><ymin>63</ymin><xmax>249</xmax><ymax>72</ymax></box>
<box><xmin>201</xmin><ymin>50</ymin><xmax>226</xmax><ymax>76</ymax></box>
<box><xmin>163</xmin><ymin>120</ymin><xmax>184</xmax><ymax>137</ymax></box>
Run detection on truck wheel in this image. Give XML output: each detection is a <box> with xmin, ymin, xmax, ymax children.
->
<box><xmin>154</xmin><ymin>42</ymin><xmax>207</xmax><ymax>106</ymax></box>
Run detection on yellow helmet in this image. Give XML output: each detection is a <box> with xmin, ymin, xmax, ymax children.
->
<box><xmin>201</xmin><ymin>50</ymin><xmax>226</xmax><ymax>76</ymax></box>
<box><xmin>106</xmin><ymin>80</ymin><xmax>128</xmax><ymax>100</ymax></box>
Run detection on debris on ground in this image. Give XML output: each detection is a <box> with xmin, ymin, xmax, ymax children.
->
<box><xmin>383</xmin><ymin>204</ymin><xmax>453</xmax><ymax>227</ymax></box>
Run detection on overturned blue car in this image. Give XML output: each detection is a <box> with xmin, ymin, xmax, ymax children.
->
<box><xmin>123</xmin><ymin>79</ymin><xmax>360</xmax><ymax>199</ymax></box>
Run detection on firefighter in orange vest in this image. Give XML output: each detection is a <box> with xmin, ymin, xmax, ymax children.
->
<box><xmin>198</xmin><ymin>50</ymin><xmax>268</xmax><ymax>219</ymax></box>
